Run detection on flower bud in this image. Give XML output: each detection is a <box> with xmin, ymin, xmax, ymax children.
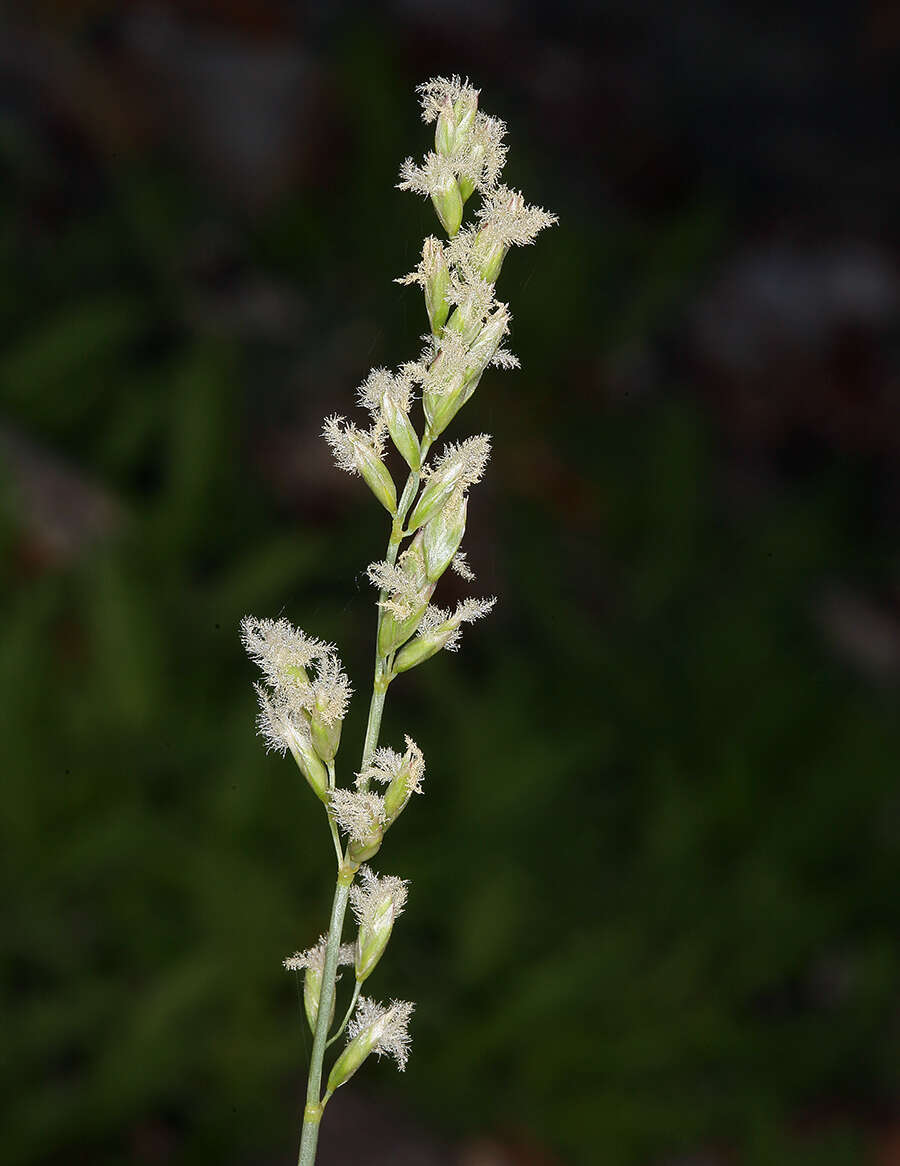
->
<box><xmin>430</xmin><ymin>174</ymin><xmax>463</xmax><ymax>238</ymax></box>
<box><xmin>347</xmin><ymin>828</ymin><xmax>383</xmax><ymax>864</ymax></box>
<box><xmin>408</xmin><ymin>459</ymin><xmax>467</xmax><ymax>533</ymax></box>
<box><xmin>383</xmin><ymin>758</ymin><xmax>419</xmax><ymax>824</ymax></box>
<box><xmin>351</xmin><ymin>872</ymin><xmax>408</xmax><ymax>983</ymax></box>
<box><xmin>381</xmin><ymin>390</ymin><xmax>421</xmax><ymax>472</ymax></box>
<box><xmin>422</xmin><ymin>351</ymin><xmax>466</xmax><ymax>438</ymax></box>
<box><xmin>422</xmin><ymin>237</ymin><xmax>450</xmax><ymax>335</ymax></box>
<box><xmin>428</xmin><ymin>310</ymin><xmax>507</xmax><ymax>437</ymax></box>
<box><xmin>423</xmin><ymin>489</ymin><xmax>467</xmax><ymax>582</ymax></box>
<box><xmin>377</xmin><ymin>533</ymin><xmax>434</xmax><ymax>656</ymax></box>
<box><xmin>392</xmin><ymin>626</ymin><xmax>453</xmax><ymax>673</ymax></box>
<box><xmin>434</xmin><ymin>89</ymin><xmax>478</xmax><ymax>157</ymax></box>
<box><xmin>355</xmin><ymin>902</ymin><xmax>395</xmax><ymax>981</ymax></box>
<box><xmin>326</xmin><ymin>998</ymin><xmax>413</xmax><ymax>1092</ymax></box>
<box><xmin>351</xmin><ymin>436</ymin><xmax>397</xmax><ymax>515</ymax></box>
<box><xmin>284</xmin><ymin>939</ymin><xmax>354</xmax><ymax>1035</ymax></box>
<box><xmin>303</xmin><ymin>962</ymin><xmax>334</xmax><ymax>1034</ymax></box>
<box><xmin>458</xmin><ymin>140</ymin><xmax>484</xmax><ymax>203</ymax></box>
<box><xmin>327</xmin><ymin>1023</ymin><xmax>375</xmax><ymax>1092</ymax></box>
<box><xmin>471</xmin><ymin>225</ymin><xmax>507</xmax><ymax>284</ymax></box>
<box><xmin>288</xmin><ymin>732</ymin><xmax>329</xmax><ymax>802</ymax></box>
<box><xmin>464</xmin><ymin>308</ymin><xmax>508</xmax><ymax>383</ymax></box>
<box><xmin>393</xmin><ymin>596</ymin><xmax>494</xmax><ymax>673</ymax></box>
<box><xmin>309</xmin><ymin>693</ymin><xmax>342</xmax><ymax>764</ymax></box>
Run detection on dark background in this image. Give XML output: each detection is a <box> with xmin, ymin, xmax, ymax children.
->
<box><xmin>2</xmin><ymin>3</ymin><xmax>899</xmax><ymax>1165</ymax></box>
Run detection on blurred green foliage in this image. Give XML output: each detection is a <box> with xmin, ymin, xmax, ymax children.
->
<box><xmin>1</xmin><ymin>55</ymin><xmax>898</xmax><ymax>1166</ymax></box>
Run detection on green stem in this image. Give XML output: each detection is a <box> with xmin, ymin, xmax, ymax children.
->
<box><xmin>297</xmin><ymin>870</ymin><xmax>353</xmax><ymax>1166</ymax></box>
<box><xmin>325</xmin><ymin>980</ymin><xmax>361</xmax><ymax>1050</ymax></box>
<box><xmin>324</xmin><ymin>761</ymin><xmax>342</xmax><ymax>866</ymax></box>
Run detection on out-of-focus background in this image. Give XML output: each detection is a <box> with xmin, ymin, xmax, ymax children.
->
<box><xmin>2</xmin><ymin>2</ymin><xmax>899</xmax><ymax>1164</ymax></box>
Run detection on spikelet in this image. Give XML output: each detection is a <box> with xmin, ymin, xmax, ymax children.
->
<box><xmin>326</xmin><ymin>997</ymin><xmax>415</xmax><ymax>1092</ymax></box>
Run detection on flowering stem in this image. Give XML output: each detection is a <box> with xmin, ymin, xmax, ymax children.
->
<box><xmin>243</xmin><ymin>77</ymin><xmax>554</xmax><ymax>1166</ymax></box>
<box><xmin>298</xmin><ymin>449</ymin><xmax>431</xmax><ymax>1165</ymax></box>
<box><xmin>297</xmin><ymin>871</ymin><xmax>353</xmax><ymax>1166</ymax></box>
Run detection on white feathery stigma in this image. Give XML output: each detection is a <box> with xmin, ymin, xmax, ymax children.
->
<box><xmin>254</xmin><ymin>684</ymin><xmax>312</xmax><ymax>756</ymax></box>
<box><xmin>415</xmin><ymin>75</ymin><xmax>479</xmax><ymax>124</ymax></box>
<box><xmin>283</xmin><ymin>934</ymin><xmax>354</xmax><ymax>973</ymax></box>
<box><xmin>240</xmin><ymin>616</ymin><xmax>329</xmax><ymax>689</ymax></box>
<box><xmin>476</xmin><ymin>184</ymin><xmax>558</xmax><ymax>249</ymax></box>
<box><xmin>417</xmin><ymin>595</ymin><xmax>497</xmax><ymax>652</ymax></box>
<box><xmin>330</xmin><ymin>789</ymin><xmax>387</xmax><ymax>842</ymax></box>
<box><xmin>356</xmin><ymin>366</ymin><xmax>416</xmax><ymax>420</ymax></box>
<box><xmin>451</xmin><ymin>551</ymin><xmax>475</xmax><ymax>581</ymax></box>
<box><xmin>322</xmin><ymin>414</ymin><xmax>387</xmax><ymax>476</ymax></box>
<box><xmin>350</xmin><ymin>867</ymin><xmax>409</xmax><ymax>931</ymax></box>
<box><xmin>358</xmin><ymin>735</ymin><xmax>426</xmax><ymax>795</ymax></box>
<box><xmin>424</xmin><ymin>434</ymin><xmax>492</xmax><ymax>488</ymax></box>
<box><xmin>348</xmin><ymin>997</ymin><xmax>414</xmax><ymax>1071</ymax></box>
<box><xmin>307</xmin><ymin>651</ymin><xmax>353</xmax><ymax>726</ymax></box>
<box><xmin>367</xmin><ymin>557</ymin><xmax>427</xmax><ymax>621</ymax></box>
<box><xmin>397</xmin><ymin>151</ymin><xmax>458</xmax><ymax>200</ymax></box>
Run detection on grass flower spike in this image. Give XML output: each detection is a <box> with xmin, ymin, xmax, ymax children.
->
<box><xmin>240</xmin><ymin>76</ymin><xmax>555</xmax><ymax>1165</ymax></box>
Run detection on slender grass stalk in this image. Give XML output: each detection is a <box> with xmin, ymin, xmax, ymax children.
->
<box><xmin>241</xmin><ymin>76</ymin><xmax>555</xmax><ymax>1165</ymax></box>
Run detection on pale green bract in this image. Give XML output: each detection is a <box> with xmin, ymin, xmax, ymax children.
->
<box><xmin>240</xmin><ymin>75</ymin><xmax>556</xmax><ymax>1166</ymax></box>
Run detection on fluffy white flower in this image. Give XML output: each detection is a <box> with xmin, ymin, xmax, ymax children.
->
<box><xmin>348</xmin><ymin>997</ymin><xmax>414</xmax><ymax>1071</ymax></box>
<box><xmin>283</xmin><ymin>934</ymin><xmax>355</xmax><ymax>973</ymax></box>
<box><xmin>358</xmin><ymin>735</ymin><xmax>426</xmax><ymax>796</ymax></box>
<box><xmin>330</xmin><ymin>789</ymin><xmax>387</xmax><ymax>843</ymax></box>
<box><xmin>417</xmin><ymin>595</ymin><xmax>497</xmax><ymax>652</ymax></box>
<box><xmin>350</xmin><ymin>867</ymin><xmax>409</xmax><ymax>932</ymax></box>
<box><xmin>240</xmin><ymin>616</ymin><xmax>329</xmax><ymax>689</ymax></box>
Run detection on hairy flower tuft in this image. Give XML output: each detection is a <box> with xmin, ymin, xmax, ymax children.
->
<box><xmin>241</xmin><ymin>616</ymin><xmax>329</xmax><ymax>689</ymax></box>
<box><xmin>417</xmin><ymin>595</ymin><xmax>496</xmax><ymax>652</ymax></box>
<box><xmin>425</xmin><ymin>434</ymin><xmax>491</xmax><ymax>488</ymax></box>
<box><xmin>359</xmin><ymin>735</ymin><xmax>426</xmax><ymax>795</ymax></box>
<box><xmin>357</xmin><ymin>366</ymin><xmax>416</xmax><ymax>420</ymax></box>
<box><xmin>348</xmin><ymin>997</ymin><xmax>414</xmax><ymax>1070</ymax></box>
<box><xmin>476</xmin><ymin>184</ymin><xmax>558</xmax><ymax>249</ymax></box>
<box><xmin>307</xmin><ymin>652</ymin><xmax>352</xmax><ymax>726</ymax></box>
<box><xmin>397</xmin><ymin>152</ymin><xmax>458</xmax><ymax>200</ymax></box>
<box><xmin>451</xmin><ymin>551</ymin><xmax>475</xmax><ymax>581</ymax></box>
<box><xmin>367</xmin><ymin>558</ymin><xmax>426</xmax><ymax>621</ymax></box>
<box><xmin>322</xmin><ymin>414</ymin><xmax>387</xmax><ymax>475</ymax></box>
<box><xmin>283</xmin><ymin>934</ymin><xmax>355</xmax><ymax>973</ymax></box>
<box><xmin>416</xmin><ymin>75</ymin><xmax>479</xmax><ymax>124</ymax></box>
<box><xmin>254</xmin><ymin>684</ymin><xmax>311</xmax><ymax>756</ymax></box>
<box><xmin>330</xmin><ymin>789</ymin><xmax>387</xmax><ymax>843</ymax></box>
<box><xmin>350</xmin><ymin>867</ymin><xmax>409</xmax><ymax>931</ymax></box>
